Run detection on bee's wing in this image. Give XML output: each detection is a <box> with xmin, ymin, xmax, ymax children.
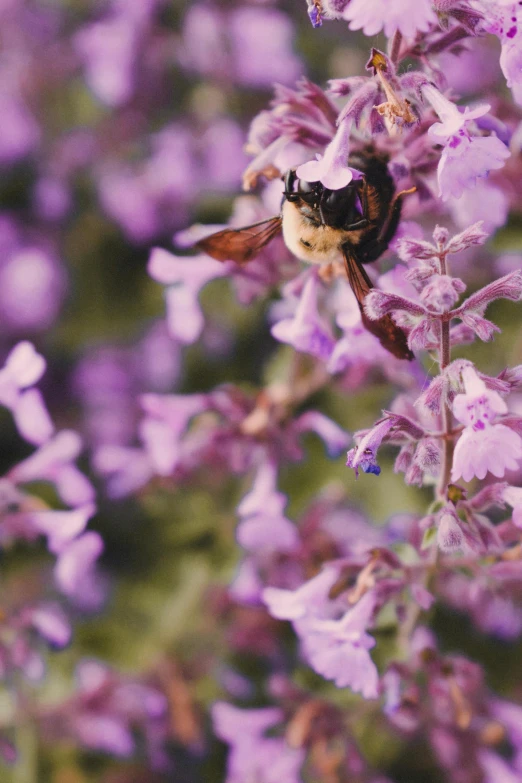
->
<box><xmin>342</xmin><ymin>245</ymin><xmax>413</xmax><ymax>361</ymax></box>
<box><xmin>196</xmin><ymin>216</ymin><xmax>282</xmax><ymax>263</ymax></box>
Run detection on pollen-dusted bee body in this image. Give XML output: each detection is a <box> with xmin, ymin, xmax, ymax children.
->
<box><xmin>196</xmin><ymin>148</ymin><xmax>414</xmax><ymax>360</ymax></box>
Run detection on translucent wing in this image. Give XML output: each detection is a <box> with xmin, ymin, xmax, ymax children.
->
<box><xmin>342</xmin><ymin>245</ymin><xmax>413</xmax><ymax>361</ymax></box>
<box><xmin>196</xmin><ymin>217</ymin><xmax>282</xmax><ymax>264</ymax></box>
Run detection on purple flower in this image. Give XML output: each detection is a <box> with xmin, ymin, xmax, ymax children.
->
<box><xmin>0</xmin><ymin>92</ymin><xmax>40</xmax><ymax>164</ymax></box>
<box><xmin>346</xmin><ymin>418</ymin><xmax>395</xmax><ymax>478</ymax></box>
<box><xmin>148</xmin><ymin>249</ymin><xmax>226</xmax><ymax>344</ymax></box>
<box><xmin>139</xmin><ymin>393</ymin><xmax>208</xmax><ymax>476</ymax></box>
<box><xmin>212</xmin><ymin>702</ymin><xmax>304</xmax><ymax>783</ymax></box>
<box><xmin>0</xmin><ymin>342</ymin><xmax>53</xmax><ymax>446</ymax></box>
<box><xmin>452</xmin><ymin>366</ymin><xmax>507</xmax><ymax>429</ymax></box>
<box><xmin>451</xmin><ymin>424</ymin><xmax>522</xmax><ymax>482</ymax></box>
<box><xmin>271</xmin><ymin>275</ymin><xmax>335</xmax><ymax>361</ymax></box>
<box><xmin>93</xmin><ymin>444</ymin><xmax>153</xmax><ymax>499</ymax></box>
<box><xmin>451</xmin><ymin>367</ymin><xmax>522</xmax><ymax>482</ymax></box>
<box><xmin>29</xmin><ymin>604</ymin><xmax>71</xmax><ymax>650</ymax></box>
<box><xmin>300</xmin><ymin>591</ymin><xmax>379</xmax><ymax>697</ymax></box>
<box><xmin>263</xmin><ymin>565</ymin><xmax>340</xmax><ymax>621</ymax></box>
<box><xmin>0</xmin><ymin>246</ymin><xmax>66</xmax><ymax>332</ymax></box>
<box><xmin>503</xmin><ymin>486</ymin><xmax>522</xmax><ymax>528</ymax></box>
<box><xmin>9</xmin><ymin>431</ymin><xmax>95</xmax><ymax>508</ymax></box>
<box><xmin>296</xmin><ymin>118</ymin><xmax>360</xmax><ymax>190</ymax></box>
<box><xmin>31</xmin><ymin>504</ymin><xmax>96</xmax><ymax>554</ymax></box>
<box><xmin>74</xmin><ymin>14</ymin><xmax>138</xmax><ymax>107</ymax></box>
<box><xmin>55</xmin><ymin>531</ymin><xmax>104</xmax><ymax>606</ymax></box>
<box><xmin>422</xmin><ymin>85</ymin><xmax>491</xmax><ymax>141</ymax></box>
<box><xmin>437</xmin><ymin>133</ymin><xmax>511</xmax><ymax>201</ymax></box>
<box><xmin>420</xmin><ymin>275</ymin><xmax>466</xmax><ymax>314</ymax></box>
<box><xmin>420</xmin><ymin>83</ymin><xmax>511</xmax><ymax>200</ymax></box>
<box><xmin>448</xmin><ymin>181</ymin><xmax>509</xmax><ymax>233</ymax></box>
<box><xmin>72</xmin><ymin>715</ymin><xmax>134</xmax><ymax>757</ymax></box>
<box><xmin>296</xmin><ymin>410</ymin><xmax>350</xmax><ymax>457</ymax></box>
<box><xmin>236</xmin><ymin>460</ymin><xmax>298</xmax><ymax>553</ymax></box>
<box><xmin>343</xmin><ymin>0</ymin><xmax>436</xmax><ymax>38</ymax></box>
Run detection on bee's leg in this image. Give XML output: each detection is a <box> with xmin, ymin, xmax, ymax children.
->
<box><xmin>344</xmin><ymin>218</ymin><xmax>371</xmax><ymax>231</ymax></box>
<box><xmin>359</xmin><ymin>186</ymin><xmax>416</xmax><ymax>264</ymax></box>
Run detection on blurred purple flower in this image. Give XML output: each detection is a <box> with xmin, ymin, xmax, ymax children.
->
<box><xmin>300</xmin><ymin>591</ymin><xmax>379</xmax><ymax>697</ymax></box>
<box><xmin>0</xmin><ymin>342</ymin><xmax>53</xmax><ymax>446</ymax></box>
<box><xmin>212</xmin><ymin>702</ymin><xmax>304</xmax><ymax>783</ymax></box>
<box><xmin>180</xmin><ymin>5</ymin><xmax>301</xmax><ymax>88</ymax></box>
<box><xmin>236</xmin><ymin>460</ymin><xmax>298</xmax><ymax>553</ymax></box>
<box><xmin>343</xmin><ymin>0</ymin><xmax>436</xmax><ymax>38</ymax></box>
<box><xmin>74</xmin><ymin>14</ymin><xmax>138</xmax><ymax>107</ymax></box>
<box><xmin>55</xmin><ymin>531</ymin><xmax>104</xmax><ymax>606</ymax></box>
<box><xmin>0</xmin><ymin>92</ymin><xmax>40</xmax><ymax>164</ymax></box>
<box><xmin>148</xmin><ymin>248</ymin><xmax>226</xmax><ymax>344</ymax></box>
<box><xmin>0</xmin><ymin>245</ymin><xmax>66</xmax><ymax>333</ymax></box>
<box><xmin>9</xmin><ymin>430</ymin><xmax>95</xmax><ymax>507</ymax></box>
<box><xmin>271</xmin><ymin>275</ymin><xmax>335</xmax><ymax>361</ymax></box>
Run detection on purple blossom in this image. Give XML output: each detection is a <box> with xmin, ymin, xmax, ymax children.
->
<box><xmin>212</xmin><ymin>702</ymin><xmax>305</xmax><ymax>783</ymax></box>
<box><xmin>300</xmin><ymin>591</ymin><xmax>379</xmax><ymax>697</ymax></box>
<box><xmin>148</xmin><ymin>248</ymin><xmax>226</xmax><ymax>344</ymax></box>
<box><xmin>9</xmin><ymin>430</ymin><xmax>95</xmax><ymax>508</ymax></box>
<box><xmin>74</xmin><ymin>13</ymin><xmax>138</xmax><ymax>107</ymax></box>
<box><xmin>451</xmin><ymin>367</ymin><xmax>522</xmax><ymax>482</ymax></box>
<box><xmin>503</xmin><ymin>485</ymin><xmax>522</xmax><ymax>528</ymax></box>
<box><xmin>0</xmin><ymin>246</ymin><xmax>66</xmax><ymax>333</ymax></box>
<box><xmin>139</xmin><ymin>392</ymin><xmax>208</xmax><ymax>476</ymax></box>
<box><xmin>296</xmin><ymin>410</ymin><xmax>350</xmax><ymax>457</ymax></box>
<box><xmin>0</xmin><ymin>342</ymin><xmax>53</xmax><ymax>446</ymax></box>
<box><xmin>420</xmin><ymin>275</ymin><xmax>466</xmax><ymax>313</ymax></box>
<box><xmin>420</xmin><ymin>83</ymin><xmax>511</xmax><ymax>200</ymax></box>
<box><xmin>346</xmin><ymin>418</ymin><xmax>395</xmax><ymax>478</ymax></box>
<box><xmin>0</xmin><ymin>92</ymin><xmax>40</xmax><ymax>165</ymax></box>
<box><xmin>437</xmin><ymin>133</ymin><xmax>511</xmax><ymax>201</ymax></box>
<box><xmin>263</xmin><ymin>565</ymin><xmax>340</xmax><ymax>622</ymax></box>
<box><xmin>271</xmin><ymin>274</ymin><xmax>335</xmax><ymax>361</ymax></box>
<box><xmin>296</xmin><ymin>118</ymin><xmax>360</xmax><ymax>190</ymax></box>
<box><xmin>55</xmin><ymin>531</ymin><xmax>104</xmax><ymax>606</ymax></box>
<box><xmin>29</xmin><ymin>604</ymin><xmax>72</xmax><ymax>650</ymax></box>
<box><xmin>236</xmin><ymin>461</ymin><xmax>298</xmax><ymax>553</ymax></box>
<box><xmin>343</xmin><ymin>0</ymin><xmax>436</xmax><ymax>38</ymax></box>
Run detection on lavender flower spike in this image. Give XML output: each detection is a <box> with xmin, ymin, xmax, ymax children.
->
<box><xmin>296</xmin><ymin>118</ymin><xmax>361</xmax><ymax>190</ymax></box>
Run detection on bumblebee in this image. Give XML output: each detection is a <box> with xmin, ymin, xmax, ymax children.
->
<box><xmin>197</xmin><ymin>149</ymin><xmax>414</xmax><ymax>360</ymax></box>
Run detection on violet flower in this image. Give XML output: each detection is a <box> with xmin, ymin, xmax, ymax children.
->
<box><xmin>343</xmin><ymin>0</ymin><xmax>436</xmax><ymax>38</ymax></box>
<box><xmin>296</xmin><ymin>117</ymin><xmax>361</xmax><ymax>190</ymax></box>
<box><xmin>148</xmin><ymin>248</ymin><xmax>226</xmax><ymax>345</ymax></box>
<box><xmin>421</xmin><ymin>83</ymin><xmax>510</xmax><ymax>200</ymax></box>
<box><xmin>212</xmin><ymin>702</ymin><xmax>305</xmax><ymax>783</ymax></box>
<box><xmin>300</xmin><ymin>591</ymin><xmax>379</xmax><ymax>698</ymax></box>
<box><xmin>0</xmin><ymin>341</ymin><xmax>54</xmax><ymax>446</ymax></box>
<box><xmin>236</xmin><ymin>460</ymin><xmax>298</xmax><ymax>553</ymax></box>
<box><xmin>346</xmin><ymin>418</ymin><xmax>396</xmax><ymax>478</ymax></box>
<box><xmin>451</xmin><ymin>366</ymin><xmax>522</xmax><ymax>482</ymax></box>
<box><xmin>271</xmin><ymin>274</ymin><xmax>335</xmax><ymax>362</ymax></box>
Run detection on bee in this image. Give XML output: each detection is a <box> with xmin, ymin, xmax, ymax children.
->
<box><xmin>196</xmin><ymin>148</ymin><xmax>414</xmax><ymax>360</ymax></box>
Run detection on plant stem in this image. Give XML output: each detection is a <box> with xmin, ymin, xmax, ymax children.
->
<box><xmin>437</xmin><ymin>250</ymin><xmax>454</xmax><ymax>501</ymax></box>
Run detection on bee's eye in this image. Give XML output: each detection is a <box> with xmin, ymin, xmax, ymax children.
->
<box><xmin>297</xmin><ymin>179</ymin><xmax>314</xmax><ymax>195</ymax></box>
